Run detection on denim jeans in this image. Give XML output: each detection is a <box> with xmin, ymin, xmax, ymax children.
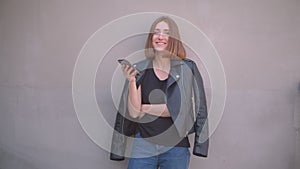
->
<box><xmin>127</xmin><ymin>133</ymin><xmax>190</xmax><ymax>169</ymax></box>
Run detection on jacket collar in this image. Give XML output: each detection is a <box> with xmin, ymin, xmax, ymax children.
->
<box><xmin>134</xmin><ymin>58</ymin><xmax>184</xmax><ymax>88</ymax></box>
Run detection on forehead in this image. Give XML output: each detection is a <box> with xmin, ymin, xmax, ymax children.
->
<box><xmin>154</xmin><ymin>21</ymin><xmax>169</xmax><ymax>30</ymax></box>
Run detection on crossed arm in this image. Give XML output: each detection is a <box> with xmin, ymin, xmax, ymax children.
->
<box><xmin>122</xmin><ymin>65</ymin><xmax>170</xmax><ymax>118</ymax></box>
<box><xmin>127</xmin><ymin>79</ymin><xmax>170</xmax><ymax>118</ymax></box>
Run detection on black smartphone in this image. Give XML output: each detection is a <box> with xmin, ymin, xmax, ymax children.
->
<box><xmin>117</xmin><ymin>59</ymin><xmax>140</xmax><ymax>74</ymax></box>
<box><xmin>117</xmin><ymin>59</ymin><xmax>133</xmax><ymax>67</ymax></box>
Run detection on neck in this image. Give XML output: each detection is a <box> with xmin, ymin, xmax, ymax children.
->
<box><xmin>153</xmin><ymin>55</ymin><xmax>170</xmax><ymax>70</ymax></box>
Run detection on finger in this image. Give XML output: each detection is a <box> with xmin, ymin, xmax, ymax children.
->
<box><xmin>129</xmin><ymin>69</ymin><xmax>135</xmax><ymax>75</ymax></box>
<box><xmin>121</xmin><ymin>64</ymin><xmax>127</xmax><ymax>71</ymax></box>
<box><xmin>126</xmin><ymin>65</ymin><xmax>133</xmax><ymax>72</ymax></box>
<box><xmin>127</xmin><ymin>65</ymin><xmax>134</xmax><ymax>73</ymax></box>
<box><xmin>130</xmin><ymin>69</ymin><xmax>138</xmax><ymax>76</ymax></box>
<box><xmin>125</xmin><ymin>65</ymin><xmax>132</xmax><ymax>72</ymax></box>
<box><xmin>122</xmin><ymin>65</ymin><xmax>130</xmax><ymax>73</ymax></box>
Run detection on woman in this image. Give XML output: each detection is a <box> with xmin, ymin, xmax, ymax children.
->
<box><xmin>110</xmin><ymin>16</ymin><xmax>209</xmax><ymax>169</ymax></box>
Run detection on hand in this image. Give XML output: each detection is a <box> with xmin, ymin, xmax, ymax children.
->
<box><xmin>121</xmin><ymin>64</ymin><xmax>138</xmax><ymax>82</ymax></box>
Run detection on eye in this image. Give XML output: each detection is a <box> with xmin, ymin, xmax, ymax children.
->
<box><xmin>153</xmin><ymin>30</ymin><xmax>161</xmax><ymax>35</ymax></box>
<box><xmin>153</xmin><ymin>30</ymin><xmax>170</xmax><ymax>36</ymax></box>
<box><xmin>164</xmin><ymin>31</ymin><xmax>170</xmax><ymax>35</ymax></box>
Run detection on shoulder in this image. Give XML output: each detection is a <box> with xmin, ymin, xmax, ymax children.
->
<box><xmin>133</xmin><ymin>58</ymin><xmax>152</xmax><ymax>71</ymax></box>
<box><xmin>182</xmin><ymin>58</ymin><xmax>196</xmax><ymax>69</ymax></box>
<box><xmin>182</xmin><ymin>58</ymin><xmax>195</xmax><ymax>64</ymax></box>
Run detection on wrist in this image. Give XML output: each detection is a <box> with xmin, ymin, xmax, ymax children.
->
<box><xmin>129</xmin><ymin>77</ymin><xmax>136</xmax><ymax>83</ymax></box>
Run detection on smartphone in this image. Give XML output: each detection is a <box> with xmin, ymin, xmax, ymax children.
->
<box><xmin>117</xmin><ymin>59</ymin><xmax>140</xmax><ymax>74</ymax></box>
<box><xmin>117</xmin><ymin>59</ymin><xmax>133</xmax><ymax>67</ymax></box>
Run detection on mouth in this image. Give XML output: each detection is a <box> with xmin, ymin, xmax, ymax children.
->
<box><xmin>155</xmin><ymin>42</ymin><xmax>167</xmax><ymax>45</ymax></box>
<box><xmin>153</xmin><ymin>41</ymin><xmax>168</xmax><ymax>50</ymax></box>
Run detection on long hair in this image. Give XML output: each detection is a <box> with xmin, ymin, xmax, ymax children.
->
<box><xmin>145</xmin><ymin>16</ymin><xmax>186</xmax><ymax>59</ymax></box>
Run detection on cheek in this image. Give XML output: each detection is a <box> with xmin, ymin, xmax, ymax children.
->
<box><xmin>152</xmin><ymin>35</ymin><xmax>156</xmax><ymax>42</ymax></box>
<box><xmin>151</xmin><ymin>36</ymin><xmax>156</xmax><ymax>46</ymax></box>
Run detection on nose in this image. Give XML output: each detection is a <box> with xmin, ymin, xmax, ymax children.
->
<box><xmin>158</xmin><ymin>32</ymin><xmax>164</xmax><ymax>39</ymax></box>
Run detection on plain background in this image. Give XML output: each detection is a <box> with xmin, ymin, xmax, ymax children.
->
<box><xmin>0</xmin><ymin>0</ymin><xmax>300</xmax><ymax>169</ymax></box>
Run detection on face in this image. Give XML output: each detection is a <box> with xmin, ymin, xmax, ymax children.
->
<box><xmin>152</xmin><ymin>21</ymin><xmax>170</xmax><ymax>51</ymax></box>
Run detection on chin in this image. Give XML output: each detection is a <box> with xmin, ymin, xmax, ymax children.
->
<box><xmin>154</xmin><ymin>47</ymin><xmax>167</xmax><ymax>51</ymax></box>
<box><xmin>155</xmin><ymin>49</ymin><xmax>165</xmax><ymax>52</ymax></box>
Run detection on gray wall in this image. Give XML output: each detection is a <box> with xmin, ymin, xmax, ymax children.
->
<box><xmin>1</xmin><ymin>0</ymin><xmax>300</xmax><ymax>169</ymax></box>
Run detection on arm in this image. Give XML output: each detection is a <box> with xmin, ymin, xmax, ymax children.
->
<box><xmin>127</xmin><ymin>79</ymin><xmax>143</xmax><ymax>118</ymax></box>
<box><xmin>192</xmin><ymin>61</ymin><xmax>209</xmax><ymax>157</ymax></box>
<box><xmin>122</xmin><ymin>64</ymin><xmax>143</xmax><ymax>118</ymax></box>
<box><xmin>141</xmin><ymin>104</ymin><xmax>171</xmax><ymax>117</ymax></box>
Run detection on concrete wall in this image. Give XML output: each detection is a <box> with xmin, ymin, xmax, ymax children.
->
<box><xmin>0</xmin><ymin>0</ymin><xmax>299</xmax><ymax>169</ymax></box>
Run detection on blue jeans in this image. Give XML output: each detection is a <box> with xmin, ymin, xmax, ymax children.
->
<box><xmin>127</xmin><ymin>133</ymin><xmax>190</xmax><ymax>169</ymax></box>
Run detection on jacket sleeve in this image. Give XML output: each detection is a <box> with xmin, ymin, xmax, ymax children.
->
<box><xmin>191</xmin><ymin>61</ymin><xmax>209</xmax><ymax>157</ymax></box>
<box><xmin>110</xmin><ymin>113</ymin><xmax>126</xmax><ymax>161</ymax></box>
<box><xmin>110</xmin><ymin>80</ymin><xmax>137</xmax><ymax>161</ymax></box>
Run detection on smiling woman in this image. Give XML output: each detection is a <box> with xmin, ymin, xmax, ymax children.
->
<box><xmin>110</xmin><ymin>16</ymin><xmax>209</xmax><ymax>169</ymax></box>
<box><xmin>152</xmin><ymin>21</ymin><xmax>169</xmax><ymax>51</ymax></box>
<box><xmin>145</xmin><ymin>16</ymin><xmax>186</xmax><ymax>60</ymax></box>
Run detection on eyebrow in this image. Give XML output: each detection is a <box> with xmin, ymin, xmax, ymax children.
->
<box><xmin>154</xmin><ymin>28</ymin><xmax>169</xmax><ymax>31</ymax></box>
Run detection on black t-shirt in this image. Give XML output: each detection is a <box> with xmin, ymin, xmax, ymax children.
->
<box><xmin>137</xmin><ymin>66</ymin><xmax>190</xmax><ymax>147</ymax></box>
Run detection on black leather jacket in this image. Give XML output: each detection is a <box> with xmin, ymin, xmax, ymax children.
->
<box><xmin>110</xmin><ymin>58</ymin><xmax>209</xmax><ymax>160</ymax></box>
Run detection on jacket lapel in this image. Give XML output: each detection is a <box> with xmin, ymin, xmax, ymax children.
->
<box><xmin>166</xmin><ymin>60</ymin><xmax>183</xmax><ymax>88</ymax></box>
